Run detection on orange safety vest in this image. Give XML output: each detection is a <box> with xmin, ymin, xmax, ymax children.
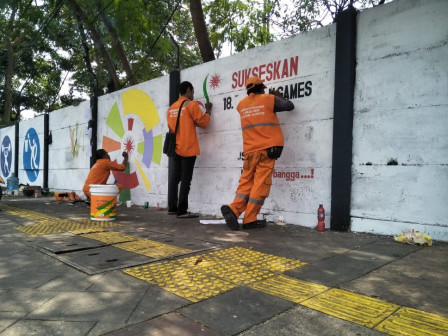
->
<box><xmin>237</xmin><ymin>93</ymin><xmax>284</xmax><ymax>154</ymax></box>
<box><xmin>167</xmin><ymin>97</ymin><xmax>210</xmax><ymax>157</ymax></box>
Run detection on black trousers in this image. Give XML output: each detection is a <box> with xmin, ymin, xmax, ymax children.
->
<box><xmin>168</xmin><ymin>155</ymin><xmax>196</xmax><ymax>215</ymax></box>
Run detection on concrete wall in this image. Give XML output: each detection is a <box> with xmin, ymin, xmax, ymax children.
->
<box><xmin>48</xmin><ymin>101</ymin><xmax>91</xmax><ymax>191</ymax></box>
<box><xmin>351</xmin><ymin>0</ymin><xmax>448</xmax><ymax>240</ymax></box>
<box><xmin>1</xmin><ymin>0</ymin><xmax>446</xmax><ymax>240</ymax></box>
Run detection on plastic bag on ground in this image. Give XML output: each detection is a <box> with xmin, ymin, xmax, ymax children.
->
<box><xmin>394</xmin><ymin>229</ymin><xmax>432</xmax><ymax>246</ymax></box>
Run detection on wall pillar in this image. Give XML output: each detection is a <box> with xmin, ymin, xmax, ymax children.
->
<box><xmin>169</xmin><ymin>70</ymin><xmax>180</xmax><ymax>105</ymax></box>
<box><xmin>330</xmin><ymin>6</ymin><xmax>357</xmax><ymax>231</ymax></box>
<box><xmin>89</xmin><ymin>95</ymin><xmax>98</xmax><ymax>168</ymax></box>
<box><xmin>43</xmin><ymin>113</ymin><xmax>49</xmax><ymax>191</ymax></box>
<box><xmin>14</xmin><ymin>123</ymin><xmax>19</xmax><ymax>178</ymax></box>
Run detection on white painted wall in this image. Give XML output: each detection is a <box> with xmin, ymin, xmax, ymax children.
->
<box><xmin>180</xmin><ymin>25</ymin><xmax>336</xmax><ymax>226</ymax></box>
<box><xmin>351</xmin><ymin>0</ymin><xmax>448</xmax><ymax>240</ymax></box>
<box><xmin>2</xmin><ymin>0</ymin><xmax>446</xmax><ymax>240</ymax></box>
<box><xmin>48</xmin><ymin>101</ymin><xmax>91</xmax><ymax>192</ymax></box>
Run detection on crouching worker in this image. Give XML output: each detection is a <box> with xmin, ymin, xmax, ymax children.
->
<box><xmin>83</xmin><ymin>149</ymin><xmax>128</xmax><ymax>203</ymax></box>
<box><xmin>221</xmin><ymin>76</ymin><xmax>294</xmax><ymax>230</ymax></box>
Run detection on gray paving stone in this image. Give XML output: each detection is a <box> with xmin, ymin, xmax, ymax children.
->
<box><xmin>86</xmin><ymin>322</ymin><xmax>128</xmax><ymax>336</ymax></box>
<box><xmin>0</xmin><ymin>320</ymin><xmax>95</xmax><ymax>336</ymax></box>
<box><xmin>37</xmin><ymin>271</ymin><xmax>105</xmax><ymax>291</ymax></box>
<box><xmin>287</xmin><ymin>240</ymin><xmax>419</xmax><ymax>287</ymax></box>
<box><xmin>179</xmin><ymin>287</ymin><xmax>294</xmax><ymax>336</ymax></box>
<box><xmin>0</xmin><ymin>290</ymin><xmax>59</xmax><ymax>313</ymax></box>
<box><xmin>127</xmin><ymin>286</ymin><xmax>189</xmax><ymax>325</ymax></box>
<box><xmin>87</xmin><ymin>270</ymin><xmax>150</xmax><ymax>293</ymax></box>
<box><xmin>102</xmin><ymin>312</ymin><xmax>222</xmax><ymax>336</ymax></box>
<box><xmin>238</xmin><ymin>305</ymin><xmax>385</xmax><ymax>336</ymax></box>
<box><xmin>340</xmin><ymin>244</ymin><xmax>448</xmax><ymax>316</ymax></box>
<box><xmin>0</xmin><ymin>319</ymin><xmax>20</xmax><ymax>334</ymax></box>
<box><xmin>0</xmin><ymin>268</ymin><xmax>61</xmax><ymax>290</ymax></box>
<box><xmin>27</xmin><ymin>291</ymin><xmax>145</xmax><ymax>323</ymax></box>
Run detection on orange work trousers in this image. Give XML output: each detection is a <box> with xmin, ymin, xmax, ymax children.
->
<box><xmin>229</xmin><ymin>150</ymin><xmax>275</xmax><ymax>224</ymax></box>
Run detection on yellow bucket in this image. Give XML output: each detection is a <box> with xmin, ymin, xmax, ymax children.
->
<box><xmin>89</xmin><ymin>184</ymin><xmax>119</xmax><ymax>221</ymax></box>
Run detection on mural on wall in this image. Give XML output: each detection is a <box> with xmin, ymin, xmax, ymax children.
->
<box><xmin>1</xmin><ymin>136</ymin><xmax>12</xmax><ymax>178</ymax></box>
<box><xmin>70</xmin><ymin>123</ymin><xmax>83</xmax><ymax>157</ymax></box>
<box><xmin>102</xmin><ymin>88</ymin><xmax>163</xmax><ymax>200</ymax></box>
<box><xmin>23</xmin><ymin>128</ymin><xmax>40</xmax><ymax>182</ymax></box>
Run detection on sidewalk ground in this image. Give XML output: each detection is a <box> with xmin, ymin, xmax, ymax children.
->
<box><xmin>0</xmin><ymin>196</ymin><xmax>447</xmax><ymax>336</ymax></box>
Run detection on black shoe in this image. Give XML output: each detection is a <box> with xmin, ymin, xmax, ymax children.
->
<box><xmin>221</xmin><ymin>205</ymin><xmax>239</xmax><ymax>230</ymax></box>
<box><xmin>242</xmin><ymin>219</ymin><xmax>267</xmax><ymax>229</ymax></box>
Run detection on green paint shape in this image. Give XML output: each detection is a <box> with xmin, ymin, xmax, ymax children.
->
<box><xmin>119</xmin><ymin>188</ymin><xmax>130</xmax><ymax>203</ymax></box>
<box><xmin>106</xmin><ymin>102</ymin><xmax>125</xmax><ymax>138</ymax></box>
<box><xmin>152</xmin><ymin>134</ymin><xmax>163</xmax><ymax>165</ymax></box>
<box><xmin>137</xmin><ymin>141</ymin><xmax>145</xmax><ymax>155</ymax></box>
<box><xmin>203</xmin><ymin>75</ymin><xmax>209</xmax><ymax>102</ymax></box>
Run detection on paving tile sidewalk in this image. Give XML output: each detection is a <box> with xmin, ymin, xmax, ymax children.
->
<box><xmin>0</xmin><ymin>196</ymin><xmax>447</xmax><ymax>336</ymax></box>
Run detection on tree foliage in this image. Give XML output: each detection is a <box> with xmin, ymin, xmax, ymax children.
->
<box><xmin>0</xmin><ymin>0</ymin><xmax>390</xmax><ymax>125</ymax></box>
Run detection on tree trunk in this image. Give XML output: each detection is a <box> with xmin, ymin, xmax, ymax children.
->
<box><xmin>189</xmin><ymin>0</ymin><xmax>215</xmax><ymax>62</ymax></box>
<box><xmin>66</xmin><ymin>0</ymin><xmax>120</xmax><ymax>91</ymax></box>
<box><xmin>2</xmin><ymin>6</ymin><xmax>18</xmax><ymax>125</ymax></box>
<box><xmin>96</xmin><ymin>1</ymin><xmax>137</xmax><ymax>86</ymax></box>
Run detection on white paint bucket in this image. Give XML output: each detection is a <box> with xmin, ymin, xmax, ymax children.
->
<box><xmin>89</xmin><ymin>184</ymin><xmax>119</xmax><ymax>221</ymax></box>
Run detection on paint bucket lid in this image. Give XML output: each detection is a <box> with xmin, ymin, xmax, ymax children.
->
<box><xmin>89</xmin><ymin>184</ymin><xmax>119</xmax><ymax>194</ymax></box>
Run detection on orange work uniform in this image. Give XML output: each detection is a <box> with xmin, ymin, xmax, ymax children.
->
<box><xmin>229</xmin><ymin>93</ymin><xmax>284</xmax><ymax>224</ymax></box>
<box><xmin>167</xmin><ymin>97</ymin><xmax>210</xmax><ymax>157</ymax></box>
<box><xmin>83</xmin><ymin>159</ymin><xmax>126</xmax><ymax>198</ymax></box>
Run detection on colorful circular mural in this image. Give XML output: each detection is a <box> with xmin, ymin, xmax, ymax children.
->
<box><xmin>102</xmin><ymin>89</ymin><xmax>162</xmax><ymax>201</ymax></box>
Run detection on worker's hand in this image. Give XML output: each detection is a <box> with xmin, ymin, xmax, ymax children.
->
<box><xmin>122</xmin><ymin>151</ymin><xmax>128</xmax><ymax>158</ymax></box>
<box><xmin>271</xmin><ymin>88</ymin><xmax>284</xmax><ymax>98</ymax></box>
<box><xmin>205</xmin><ymin>101</ymin><xmax>213</xmax><ymax>114</ymax></box>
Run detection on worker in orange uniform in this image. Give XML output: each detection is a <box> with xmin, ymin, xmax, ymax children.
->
<box><xmin>167</xmin><ymin>81</ymin><xmax>212</xmax><ymax>218</ymax></box>
<box><xmin>83</xmin><ymin>149</ymin><xmax>128</xmax><ymax>202</ymax></box>
<box><xmin>221</xmin><ymin>76</ymin><xmax>294</xmax><ymax>230</ymax></box>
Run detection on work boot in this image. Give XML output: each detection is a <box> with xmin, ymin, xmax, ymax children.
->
<box><xmin>221</xmin><ymin>205</ymin><xmax>239</xmax><ymax>230</ymax></box>
<box><xmin>242</xmin><ymin>219</ymin><xmax>267</xmax><ymax>229</ymax></box>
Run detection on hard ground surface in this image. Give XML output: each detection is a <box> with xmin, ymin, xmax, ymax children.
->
<box><xmin>0</xmin><ymin>196</ymin><xmax>447</xmax><ymax>336</ymax></box>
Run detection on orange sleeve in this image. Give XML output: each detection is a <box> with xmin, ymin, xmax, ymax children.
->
<box><xmin>104</xmin><ymin>161</ymin><xmax>126</xmax><ymax>171</ymax></box>
<box><xmin>187</xmin><ymin>101</ymin><xmax>210</xmax><ymax>129</ymax></box>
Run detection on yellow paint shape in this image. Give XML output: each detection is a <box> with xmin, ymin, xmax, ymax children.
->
<box><xmin>134</xmin><ymin>157</ymin><xmax>151</xmax><ymax>190</ymax></box>
<box><xmin>122</xmin><ymin>89</ymin><xmax>160</xmax><ymax>132</ymax></box>
<box><xmin>302</xmin><ymin>288</ymin><xmax>400</xmax><ymax>328</ymax></box>
<box><xmin>249</xmin><ymin>275</ymin><xmax>328</xmax><ymax>303</ymax></box>
<box><xmin>375</xmin><ymin>307</ymin><xmax>448</xmax><ymax>336</ymax></box>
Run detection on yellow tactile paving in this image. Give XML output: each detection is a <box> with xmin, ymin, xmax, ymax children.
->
<box><xmin>125</xmin><ymin>247</ymin><xmax>306</xmax><ymax>302</ymax></box>
<box><xmin>124</xmin><ymin>260</ymin><xmax>236</xmax><ymax>302</ymax></box>
<box><xmin>80</xmin><ymin>231</ymin><xmax>137</xmax><ymax>244</ymax></box>
<box><xmin>207</xmin><ymin>246</ymin><xmax>307</xmax><ymax>272</ymax></box>
<box><xmin>301</xmin><ymin>288</ymin><xmax>400</xmax><ymax>328</ymax></box>
<box><xmin>3</xmin><ymin>203</ymin><xmax>121</xmax><ymax>236</ymax></box>
<box><xmin>115</xmin><ymin>239</ymin><xmax>191</xmax><ymax>258</ymax></box>
<box><xmin>375</xmin><ymin>307</ymin><xmax>448</xmax><ymax>336</ymax></box>
<box><xmin>248</xmin><ymin>274</ymin><xmax>329</xmax><ymax>303</ymax></box>
<box><xmin>14</xmin><ymin>220</ymin><xmax>119</xmax><ymax>236</ymax></box>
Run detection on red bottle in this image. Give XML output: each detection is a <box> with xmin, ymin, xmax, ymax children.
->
<box><xmin>317</xmin><ymin>204</ymin><xmax>325</xmax><ymax>232</ymax></box>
